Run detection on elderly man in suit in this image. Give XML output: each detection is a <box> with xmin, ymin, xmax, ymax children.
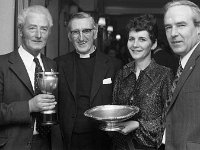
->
<box><xmin>164</xmin><ymin>0</ymin><xmax>200</xmax><ymax>150</ymax></box>
<box><xmin>0</xmin><ymin>5</ymin><xmax>57</xmax><ymax>150</ymax></box>
<box><xmin>55</xmin><ymin>12</ymin><xmax>122</xmax><ymax>150</ymax></box>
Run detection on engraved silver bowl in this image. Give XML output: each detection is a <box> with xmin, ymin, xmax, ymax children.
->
<box><xmin>84</xmin><ymin>105</ymin><xmax>139</xmax><ymax>131</ymax></box>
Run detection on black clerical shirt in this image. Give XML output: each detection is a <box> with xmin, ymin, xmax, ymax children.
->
<box><xmin>73</xmin><ymin>51</ymin><xmax>96</xmax><ymax>133</ymax></box>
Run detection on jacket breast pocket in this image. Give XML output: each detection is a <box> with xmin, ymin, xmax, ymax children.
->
<box><xmin>186</xmin><ymin>142</ymin><xmax>200</xmax><ymax>150</ymax></box>
<box><xmin>0</xmin><ymin>137</ymin><xmax>7</xmax><ymax>148</ymax></box>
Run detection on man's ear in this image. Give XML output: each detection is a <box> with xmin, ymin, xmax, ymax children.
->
<box><xmin>151</xmin><ymin>40</ymin><xmax>157</xmax><ymax>50</ymax></box>
<box><xmin>18</xmin><ymin>28</ymin><xmax>23</xmax><ymax>37</ymax></box>
<box><xmin>93</xmin><ymin>27</ymin><xmax>98</xmax><ymax>39</ymax></box>
<box><xmin>68</xmin><ymin>32</ymin><xmax>72</xmax><ymax>42</ymax></box>
<box><xmin>197</xmin><ymin>26</ymin><xmax>200</xmax><ymax>37</ymax></box>
<box><xmin>48</xmin><ymin>28</ymin><xmax>52</xmax><ymax>35</ymax></box>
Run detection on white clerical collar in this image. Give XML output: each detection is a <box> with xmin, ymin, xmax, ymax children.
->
<box><xmin>76</xmin><ymin>46</ymin><xmax>96</xmax><ymax>58</ymax></box>
<box><xmin>78</xmin><ymin>53</ymin><xmax>91</xmax><ymax>58</ymax></box>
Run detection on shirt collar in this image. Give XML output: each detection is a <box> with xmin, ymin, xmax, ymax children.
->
<box><xmin>18</xmin><ymin>45</ymin><xmax>42</xmax><ymax>69</ymax></box>
<box><xmin>141</xmin><ymin>59</ymin><xmax>157</xmax><ymax>83</ymax></box>
<box><xmin>123</xmin><ymin>59</ymin><xmax>157</xmax><ymax>83</ymax></box>
<box><xmin>181</xmin><ymin>41</ymin><xmax>200</xmax><ymax>69</ymax></box>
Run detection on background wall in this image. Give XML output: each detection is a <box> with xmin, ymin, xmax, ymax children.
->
<box><xmin>2</xmin><ymin>0</ymin><xmax>199</xmax><ymax>59</ymax></box>
<box><xmin>0</xmin><ymin>0</ymin><xmax>15</xmax><ymax>55</ymax></box>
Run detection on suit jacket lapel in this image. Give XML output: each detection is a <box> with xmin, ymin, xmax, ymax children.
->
<box><xmin>167</xmin><ymin>43</ymin><xmax>200</xmax><ymax>114</ymax></box>
<box><xmin>90</xmin><ymin>51</ymin><xmax>108</xmax><ymax>102</ymax></box>
<box><xmin>9</xmin><ymin>51</ymin><xmax>34</xmax><ymax>96</ymax></box>
<box><xmin>62</xmin><ymin>52</ymin><xmax>76</xmax><ymax>99</ymax></box>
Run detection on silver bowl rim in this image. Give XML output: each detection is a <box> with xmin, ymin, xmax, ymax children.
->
<box><xmin>37</xmin><ymin>72</ymin><xmax>59</xmax><ymax>75</ymax></box>
<box><xmin>84</xmin><ymin>105</ymin><xmax>139</xmax><ymax>121</ymax></box>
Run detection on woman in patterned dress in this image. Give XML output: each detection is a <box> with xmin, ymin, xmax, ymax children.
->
<box><xmin>111</xmin><ymin>14</ymin><xmax>173</xmax><ymax>150</ymax></box>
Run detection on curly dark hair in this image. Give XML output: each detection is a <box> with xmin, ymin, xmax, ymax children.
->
<box><xmin>126</xmin><ymin>14</ymin><xmax>158</xmax><ymax>44</ymax></box>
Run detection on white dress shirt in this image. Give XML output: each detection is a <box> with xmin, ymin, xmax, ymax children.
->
<box><xmin>18</xmin><ymin>45</ymin><xmax>45</xmax><ymax>134</ymax></box>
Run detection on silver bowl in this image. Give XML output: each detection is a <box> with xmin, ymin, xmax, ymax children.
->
<box><xmin>84</xmin><ymin>105</ymin><xmax>139</xmax><ymax>131</ymax></box>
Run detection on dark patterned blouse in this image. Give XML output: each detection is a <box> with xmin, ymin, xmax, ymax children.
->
<box><xmin>112</xmin><ymin>59</ymin><xmax>173</xmax><ymax>149</ymax></box>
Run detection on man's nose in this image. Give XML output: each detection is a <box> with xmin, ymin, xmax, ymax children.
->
<box><xmin>78</xmin><ymin>31</ymin><xmax>84</xmax><ymax>40</ymax></box>
<box><xmin>35</xmin><ymin>29</ymin><xmax>41</xmax><ymax>38</ymax></box>
<box><xmin>171</xmin><ymin>27</ymin><xmax>179</xmax><ymax>37</ymax></box>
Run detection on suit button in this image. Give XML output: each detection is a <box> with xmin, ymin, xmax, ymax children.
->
<box><xmin>71</xmin><ymin>114</ymin><xmax>76</xmax><ymax>118</ymax></box>
<box><xmin>27</xmin><ymin>141</ymin><xmax>31</xmax><ymax>147</ymax></box>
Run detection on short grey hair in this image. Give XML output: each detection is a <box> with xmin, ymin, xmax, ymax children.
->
<box><xmin>67</xmin><ymin>12</ymin><xmax>98</xmax><ymax>31</ymax></box>
<box><xmin>18</xmin><ymin>5</ymin><xmax>53</xmax><ymax>29</ymax></box>
<box><xmin>164</xmin><ymin>0</ymin><xmax>200</xmax><ymax>27</ymax></box>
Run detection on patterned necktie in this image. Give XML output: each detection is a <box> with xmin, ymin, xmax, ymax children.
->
<box><xmin>166</xmin><ymin>62</ymin><xmax>183</xmax><ymax>107</ymax></box>
<box><xmin>34</xmin><ymin>58</ymin><xmax>43</xmax><ymax>95</ymax></box>
<box><xmin>33</xmin><ymin>57</ymin><xmax>51</xmax><ymax>136</ymax></box>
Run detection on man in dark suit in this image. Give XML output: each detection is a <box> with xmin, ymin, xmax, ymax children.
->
<box><xmin>0</xmin><ymin>5</ymin><xmax>57</xmax><ymax>150</ymax></box>
<box><xmin>55</xmin><ymin>12</ymin><xmax>122</xmax><ymax>150</ymax></box>
<box><xmin>164</xmin><ymin>0</ymin><xmax>200</xmax><ymax>150</ymax></box>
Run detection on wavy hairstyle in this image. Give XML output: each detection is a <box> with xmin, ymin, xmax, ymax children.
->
<box><xmin>18</xmin><ymin>5</ymin><xmax>53</xmax><ymax>30</ymax></box>
<box><xmin>126</xmin><ymin>14</ymin><xmax>158</xmax><ymax>44</ymax></box>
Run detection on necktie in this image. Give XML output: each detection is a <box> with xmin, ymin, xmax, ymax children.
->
<box><xmin>34</xmin><ymin>58</ymin><xmax>43</xmax><ymax>95</ymax></box>
<box><xmin>162</xmin><ymin>62</ymin><xmax>183</xmax><ymax>144</ymax></box>
<box><xmin>33</xmin><ymin>57</ymin><xmax>51</xmax><ymax>136</ymax></box>
<box><xmin>166</xmin><ymin>62</ymin><xmax>183</xmax><ymax>107</ymax></box>
<box><xmin>171</xmin><ymin>63</ymin><xmax>183</xmax><ymax>93</ymax></box>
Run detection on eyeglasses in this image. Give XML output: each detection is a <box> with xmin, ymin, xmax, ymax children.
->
<box><xmin>70</xmin><ymin>28</ymin><xmax>94</xmax><ymax>39</ymax></box>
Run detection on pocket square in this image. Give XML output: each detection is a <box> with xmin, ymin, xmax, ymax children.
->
<box><xmin>103</xmin><ymin>78</ymin><xmax>112</xmax><ymax>84</ymax></box>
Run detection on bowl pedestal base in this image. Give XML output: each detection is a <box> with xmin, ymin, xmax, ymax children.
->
<box><xmin>100</xmin><ymin>122</ymin><xmax>124</xmax><ymax>131</ymax></box>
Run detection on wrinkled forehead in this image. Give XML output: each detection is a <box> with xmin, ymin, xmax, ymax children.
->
<box><xmin>70</xmin><ymin>17</ymin><xmax>95</xmax><ymax>30</ymax></box>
